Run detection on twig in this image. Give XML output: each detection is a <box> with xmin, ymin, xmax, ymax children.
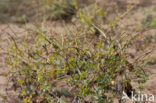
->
<box><xmin>6</xmin><ymin>32</ymin><xmax>18</xmax><ymax>50</ymax></box>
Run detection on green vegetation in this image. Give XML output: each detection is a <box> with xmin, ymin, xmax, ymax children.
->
<box><xmin>0</xmin><ymin>0</ymin><xmax>78</xmax><ymax>23</ymax></box>
<box><xmin>1</xmin><ymin>0</ymin><xmax>155</xmax><ymax>103</ymax></box>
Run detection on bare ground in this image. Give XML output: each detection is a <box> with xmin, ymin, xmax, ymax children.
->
<box><xmin>0</xmin><ymin>3</ymin><xmax>156</xmax><ymax>103</ymax></box>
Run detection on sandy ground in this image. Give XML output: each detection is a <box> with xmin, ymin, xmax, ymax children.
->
<box><xmin>0</xmin><ymin>24</ymin><xmax>27</xmax><ymax>103</ymax></box>
<box><xmin>0</xmin><ymin>1</ymin><xmax>156</xmax><ymax>103</ymax></box>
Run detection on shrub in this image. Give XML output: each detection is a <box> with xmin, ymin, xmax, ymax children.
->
<box><xmin>0</xmin><ymin>0</ymin><xmax>78</xmax><ymax>23</ymax></box>
<box><xmin>42</xmin><ymin>0</ymin><xmax>77</xmax><ymax>20</ymax></box>
<box><xmin>5</xmin><ymin>1</ymin><xmax>152</xmax><ymax>103</ymax></box>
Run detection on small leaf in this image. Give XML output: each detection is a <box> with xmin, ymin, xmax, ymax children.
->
<box><xmin>150</xmin><ymin>18</ymin><xmax>156</xmax><ymax>27</ymax></box>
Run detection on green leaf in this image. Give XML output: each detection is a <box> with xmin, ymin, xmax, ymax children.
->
<box><xmin>150</xmin><ymin>18</ymin><xmax>156</xmax><ymax>28</ymax></box>
<box><xmin>25</xmin><ymin>86</ymin><xmax>32</xmax><ymax>93</ymax></box>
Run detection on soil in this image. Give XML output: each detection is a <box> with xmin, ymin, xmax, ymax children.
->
<box><xmin>0</xmin><ymin>1</ymin><xmax>156</xmax><ymax>103</ymax></box>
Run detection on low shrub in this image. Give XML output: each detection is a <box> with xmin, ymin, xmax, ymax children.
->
<box><xmin>5</xmin><ymin>1</ymin><xmax>153</xmax><ymax>103</ymax></box>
